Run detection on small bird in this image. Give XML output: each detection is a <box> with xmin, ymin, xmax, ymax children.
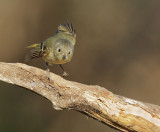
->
<box><xmin>25</xmin><ymin>22</ymin><xmax>76</xmax><ymax>77</ymax></box>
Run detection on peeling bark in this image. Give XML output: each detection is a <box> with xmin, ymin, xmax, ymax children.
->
<box><xmin>0</xmin><ymin>62</ymin><xmax>160</xmax><ymax>132</ymax></box>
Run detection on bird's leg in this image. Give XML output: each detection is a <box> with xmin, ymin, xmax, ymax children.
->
<box><xmin>45</xmin><ymin>62</ymin><xmax>50</xmax><ymax>79</ymax></box>
<box><xmin>59</xmin><ymin>64</ymin><xmax>69</xmax><ymax>77</ymax></box>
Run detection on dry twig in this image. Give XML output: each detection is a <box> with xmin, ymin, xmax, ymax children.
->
<box><xmin>0</xmin><ymin>62</ymin><xmax>160</xmax><ymax>132</ymax></box>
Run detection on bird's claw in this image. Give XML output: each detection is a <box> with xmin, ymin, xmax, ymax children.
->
<box><xmin>62</xmin><ymin>71</ymin><xmax>69</xmax><ymax>78</ymax></box>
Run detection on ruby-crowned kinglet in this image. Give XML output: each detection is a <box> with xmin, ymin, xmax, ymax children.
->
<box><xmin>25</xmin><ymin>22</ymin><xmax>76</xmax><ymax>77</ymax></box>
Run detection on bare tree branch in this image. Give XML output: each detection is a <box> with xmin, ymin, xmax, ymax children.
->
<box><xmin>0</xmin><ymin>62</ymin><xmax>160</xmax><ymax>132</ymax></box>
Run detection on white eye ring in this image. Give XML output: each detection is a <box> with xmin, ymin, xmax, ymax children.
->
<box><xmin>58</xmin><ymin>48</ymin><xmax>61</xmax><ymax>53</ymax></box>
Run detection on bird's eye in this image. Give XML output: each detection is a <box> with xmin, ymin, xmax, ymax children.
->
<box><xmin>58</xmin><ymin>48</ymin><xmax>61</xmax><ymax>53</ymax></box>
<box><xmin>68</xmin><ymin>51</ymin><xmax>71</xmax><ymax>55</ymax></box>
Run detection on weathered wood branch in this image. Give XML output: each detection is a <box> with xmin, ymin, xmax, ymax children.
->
<box><xmin>0</xmin><ymin>62</ymin><xmax>160</xmax><ymax>132</ymax></box>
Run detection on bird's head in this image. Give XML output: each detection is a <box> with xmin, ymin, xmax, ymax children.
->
<box><xmin>52</xmin><ymin>39</ymin><xmax>74</xmax><ymax>64</ymax></box>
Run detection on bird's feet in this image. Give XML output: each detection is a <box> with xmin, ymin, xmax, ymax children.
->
<box><xmin>46</xmin><ymin>69</ymin><xmax>51</xmax><ymax>80</ymax></box>
<box><xmin>62</xmin><ymin>71</ymin><xmax>69</xmax><ymax>78</ymax></box>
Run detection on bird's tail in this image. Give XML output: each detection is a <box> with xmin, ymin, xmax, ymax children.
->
<box><xmin>25</xmin><ymin>43</ymin><xmax>43</xmax><ymax>61</ymax></box>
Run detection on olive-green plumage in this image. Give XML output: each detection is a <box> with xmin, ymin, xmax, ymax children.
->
<box><xmin>25</xmin><ymin>22</ymin><xmax>76</xmax><ymax>77</ymax></box>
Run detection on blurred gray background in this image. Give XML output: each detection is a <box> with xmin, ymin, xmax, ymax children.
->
<box><xmin>0</xmin><ymin>0</ymin><xmax>160</xmax><ymax>132</ymax></box>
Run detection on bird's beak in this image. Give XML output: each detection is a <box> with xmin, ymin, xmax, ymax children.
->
<box><xmin>62</xmin><ymin>55</ymin><xmax>66</xmax><ymax>60</ymax></box>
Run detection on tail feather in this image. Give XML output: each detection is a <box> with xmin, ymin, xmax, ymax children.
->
<box><xmin>26</xmin><ymin>44</ymin><xmax>41</xmax><ymax>48</ymax></box>
<box><xmin>25</xmin><ymin>43</ymin><xmax>42</xmax><ymax>61</ymax></box>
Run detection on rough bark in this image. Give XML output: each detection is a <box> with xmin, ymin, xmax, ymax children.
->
<box><xmin>0</xmin><ymin>62</ymin><xmax>160</xmax><ymax>132</ymax></box>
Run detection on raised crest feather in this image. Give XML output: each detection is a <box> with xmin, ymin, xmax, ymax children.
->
<box><xmin>57</xmin><ymin>22</ymin><xmax>76</xmax><ymax>37</ymax></box>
